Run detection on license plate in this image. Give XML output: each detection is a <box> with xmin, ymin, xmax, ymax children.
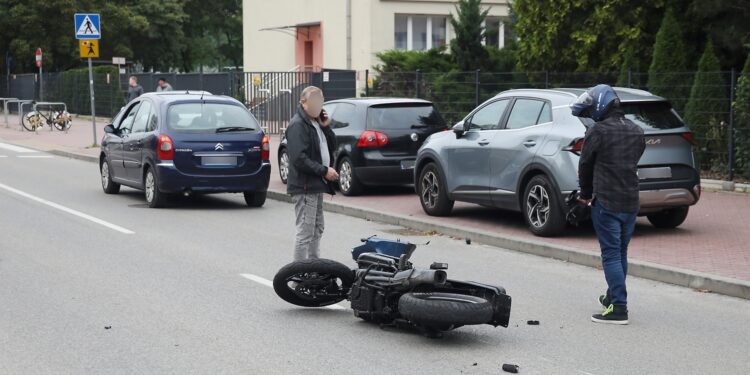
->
<box><xmin>400</xmin><ymin>160</ymin><xmax>415</xmax><ymax>170</ymax></box>
<box><xmin>202</xmin><ymin>156</ymin><xmax>237</xmax><ymax>166</ymax></box>
<box><xmin>638</xmin><ymin>167</ymin><xmax>672</xmax><ymax>180</ymax></box>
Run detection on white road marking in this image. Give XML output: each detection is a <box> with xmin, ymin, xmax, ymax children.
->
<box><xmin>240</xmin><ymin>273</ymin><xmax>347</xmax><ymax>310</ymax></box>
<box><xmin>0</xmin><ymin>142</ymin><xmax>37</xmax><ymax>153</ymax></box>
<box><xmin>17</xmin><ymin>155</ymin><xmax>53</xmax><ymax>158</ymax></box>
<box><xmin>0</xmin><ymin>155</ymin><xmax>8</xmax><ymax>158</ymax></box>
<box><xmin>0</xmin><ymin>182</ymin><xmax>135</xmax><ymax>234</ymax></box>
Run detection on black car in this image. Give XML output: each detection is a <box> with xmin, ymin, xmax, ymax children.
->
<box><xmin>278</xmin><ymin>98</ymin><xmax>448</xmax><ymax>195</ymax></box>
<box><xmin>99</xmin><ymin>91</ymin><xmax>271</xmax><ymax>208</ymax></box>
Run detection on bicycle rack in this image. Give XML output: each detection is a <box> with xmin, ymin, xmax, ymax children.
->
<box><xmin>5</xmin><ymin>99</ymin><xmax>34</xmax><ymax>131</ymax></box>
<box><xmin>1</xmin><ymin>98</ymin><xmax>19</xmax><ymax>128</ymax></box>
<box><xmin>34</xmin><ymin>102</ymin><xmax>70</xmax><ymax>133</ymax></box>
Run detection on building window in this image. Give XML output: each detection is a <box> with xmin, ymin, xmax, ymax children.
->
<box><xmin>485</xmin><ymin>17</ymin><xmax>514</xmax><ymax>49</ymax></box>
<box><xmin>394</xmin><ymin>14</ymin><xmax>448</xmax><ymax>51</ymax></box>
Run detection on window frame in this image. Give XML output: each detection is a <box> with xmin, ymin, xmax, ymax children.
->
<box><xmin>394</xmin><ymin>14</ymin><xmax>450</xmax><ymax>51</ymax></box>
<box><xmin>465</xmin><ymin>98</ymin><xmax>511</xmax><ymax>132</ymax></box>
<box><xmin>499</xmin><ymin>97</ymin><xmax>554</xmax><ymax>131</ymax></box>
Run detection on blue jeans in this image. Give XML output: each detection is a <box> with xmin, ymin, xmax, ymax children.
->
<box><xmin>591</xmin><ymin>200</ymin><xmax>637</xmax><ymax>306</ymax></box>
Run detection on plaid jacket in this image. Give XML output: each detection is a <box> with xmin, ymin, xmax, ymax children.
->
<box><xmin>578</xmin><ymin>109</ymin><xmax>646</xmax><ymax>213</ymax></box>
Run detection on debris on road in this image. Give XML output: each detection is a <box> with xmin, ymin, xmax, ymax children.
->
<box><xmin>465</xmin><ymin>237</ymin><xmax>472</xmax><ymax>245</ymax></box>
<box><xmin>527</xmin><ymin>320</ymin><xmax>540</xmax><ymax>325</ymax></box>
<box><xmin>502</xmin><ymin>363</ymin><xmax>519</xmax><ymax>373</ymax></box>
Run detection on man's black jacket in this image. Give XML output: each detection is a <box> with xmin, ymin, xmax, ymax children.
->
<box><xmin>578</xmin><ymin>109</ymin><xmax>645</xmax><ymax>213</ymax></box>
<box><xmin>285</xmin><ymin>105</ymin><xmax>336</xmax><ymax>195</ymax></box>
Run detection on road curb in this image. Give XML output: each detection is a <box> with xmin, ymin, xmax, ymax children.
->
<box><xmin>41</xmin><ymin>147</ymin><xmax>750</xmax><ymax>300</ymax></box>
<box><xmin>266</xmin><ymin>189</ymin><xmax>750</xmax><ymax>300</ymax></box>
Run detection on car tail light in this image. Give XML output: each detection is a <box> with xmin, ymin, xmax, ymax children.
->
<box><xmin>261</xmin><ymin>135</ymin><xmax>270</xmax><ymax>161</ymax></box>
<box><xmin>565</xmin><ymin>138</ymin><xmax>585</xmax><ymax>155</ymax></box>
<box><xmin>157</xmin><ymin>134</ymin><xmax>174</xmax><ymax>160</ymax></box>
<box><xmin>357</xmin><ymin>130</ymin><xmax>389</xmax><ymax>147</ymax></box>
<box><xmin>682</xmin><ymin>132</ymin><xmax>697</xmax><ymax>145</ymax></box>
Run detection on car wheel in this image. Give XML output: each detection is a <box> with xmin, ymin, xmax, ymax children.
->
<box><xmin>144</xmin><ymin>168</ymin><xmax>167</xmax><ymax>208</ymax></box>
<box><xmin>337</xmin><ymin>156</ymin><xmax>363</xmax><ymax>196</ymax></box>
<box><xmin>100</xmin><ymin>158</ymin><xmax>120</xmax><ymax>194</ymax></box>
<box><xmin>647</xmin><ymin>206</ymin><xmax>689</xmax><ymax>228</ymax></box>
<box><xmin>244</xmin><ymin>191</ymin><xmax>267</xmax><ymax>207</ymax></box>
<box><xmin>418</xmin><ymin>162</ymin><xmax>454</xmax><ymax>216</ymax></box>
<box><xmin>278</xmin><ymin>148</ymin><xmax>289</xmax><ymax>184</ymax></box>
<box><xmin>523</xmin><ymin>175</ymin><xmax>566</xmax><ymax>237</ymax></box>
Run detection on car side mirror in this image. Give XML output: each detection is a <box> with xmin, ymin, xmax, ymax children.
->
<box><xmin>453</xmin><ymin>121</ymin><xmax>467</xmax><ymax>138</ymax></box>
<box><xmin>104</xmin><ymin>124</ymin><xmax>116</xmax><ymax>134</ymax></box>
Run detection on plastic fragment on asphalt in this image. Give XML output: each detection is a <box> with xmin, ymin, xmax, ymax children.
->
<box><xmin>502</xmin><ymin>363</ymin><xmax>519</xmax><ymax>373</ymax></box>
<box><xmin>527</xmin><ymin>320</ymin><xmax>540</xmax><ymax>325</ymax></box>
<box><xmin>104</xmin><ymin>326</ymin><xmax>111</xmax><ymax>329</ymax></box>
<box><xmin>465</xmin><ymin>237</ymin><xmax>472</xmax><ymax>245</ymax></box>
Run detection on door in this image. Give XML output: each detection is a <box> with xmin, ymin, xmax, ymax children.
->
<box><xmin>489</xmin><ymin>98</ymin><xmax>552</xmax><ymax>207</ymax></box>
<box><xmin>124</xmin><ymin>100</ymin><xmax>153</xmax><ymax>181</ymax></box>
<box><xmin>445</xmin><ymin>99</ymin><xmax>510</xmax><ymax>204</ymax></box>
<box><xmin>114</xmin><ymin>101</ymin><xmax>141</xmax><ymax>182</ymax></box>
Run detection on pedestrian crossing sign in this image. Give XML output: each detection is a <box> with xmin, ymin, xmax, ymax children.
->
<box><xmin>79</xmin><ymin>40</ymin><xmax>99</xmax><ymax>58</ymax></box>
<box><xmin>75</xmin><ymin>13</ymin><xmax>101</xmax><ymax>39</ymax></box>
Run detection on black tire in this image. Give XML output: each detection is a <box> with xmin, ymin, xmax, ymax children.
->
<box><xmin>278</xmin><ymin>147</ymin><xmax>289</xmax><ymax>184</ymax></box>
<box><xmin>100</xmin><ymin>158</ymin><xmax>120</xmax><ymax>194</ymax></box>
<box><xmin>337</xmin><ymin>156</ymin><xmax>363</xmax><ymax>196</ymax></box>
<box><xmin>647</xmin><ymin>206</ymin><xmax>689</xmax><ymax>228</ymax></box>
<box><xmin>273</xmin><ymin>258</ymin><xmax>354</xmax><ymax>307</ymax></box>
<box><xmin>21</xmin><ymin>112</ymin><xmax>41</xmax><ymax>132</ymax></box>
<box><xmin>398</xmin><ymin>292</ymin><xmax>493</xmax><ymax>329</ymax></box>
<box><xmin>144</xmin><ymin>167</ymin><xmax>167</xmax><ymax>208</ymax></box>
<box><xmin>244</xmin><ymin>191</ymin><xmax>267</xmax><ymax>207</ymax></box>
<box><xmin>417</xmin><ymin>162</ymin><xmax>454</xmax><ymax>216</ymax></box>
<box><xmin>523</xmin><ymin>175</ymin><xmax>566</xmax><ymax>237</ymax></box>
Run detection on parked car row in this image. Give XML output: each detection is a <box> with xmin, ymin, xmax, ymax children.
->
<box><xmin>96</xmin><ymin>88</ymin><xmax>700</xmax><ymax>238</ymax></box>
<box><xmin>277</xmin><ymin>88</ymin><xmax>701</xmax><ymax>237</ymax></box>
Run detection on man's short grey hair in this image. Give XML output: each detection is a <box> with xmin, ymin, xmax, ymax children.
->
<box><xmin>300</xmin><ymin>86</ymin><xmax>323</xmax><ymax>102</ymax></box>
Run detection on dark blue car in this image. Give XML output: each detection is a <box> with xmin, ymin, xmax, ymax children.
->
<box><xmin>99</xmin><ymin>91</ymin><xmax>271</xmax><ymax>208</ymax></box>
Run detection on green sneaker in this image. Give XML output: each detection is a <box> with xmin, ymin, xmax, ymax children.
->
<box><xmin>591</xmin><ymin>304</ymin><xmax>628</xmax><ymax>325</ymax></box>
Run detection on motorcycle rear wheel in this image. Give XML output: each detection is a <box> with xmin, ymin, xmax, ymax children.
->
<box><xmin>273</xmin><ymin>258</ymin><xmax>354</xmax><ymax>307</ymax></box>
<box><xmin>398</xmin><ymin>292</ymin><xmax>493</xmax><ymax>329</ymax></box>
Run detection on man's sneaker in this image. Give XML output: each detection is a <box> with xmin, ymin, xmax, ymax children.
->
<box><xmin>598</xmin><ymin>294</ymin><xmax>611</xmax><ymax>308</ymax></box>
<box><xmin>591</xmin><ymin>304</ymin><xmax>628</xmax><ymax>325</ymax></box>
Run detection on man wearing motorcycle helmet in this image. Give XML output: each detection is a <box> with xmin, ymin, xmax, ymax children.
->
<box><xmin>571</xmin><ymin>84</ymin><xmax>645</xmax><ymax>325</ymax></box>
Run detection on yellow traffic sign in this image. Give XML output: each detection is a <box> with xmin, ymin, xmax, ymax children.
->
<box><xmin>79</xmin><ymin>40</ymin><xmax>99</xmax><ymax>58</ymax></box>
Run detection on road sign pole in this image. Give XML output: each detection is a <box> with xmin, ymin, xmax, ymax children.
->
<box><xmin>39</xmin><ymin>64</ymin><xmax>43</xmax><ymax>101</ymax></box>
<box><xmin>88</xmin><ymin>57</ymin><xmax>97</xmax><ymax>145</ymax></box>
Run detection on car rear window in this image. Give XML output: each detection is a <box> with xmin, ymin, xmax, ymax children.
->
<box><xmin>621</xmin><ymin>101</ymin><xmax>685</xmax><ymax>130</ymax></box>
<box><xmin>167</xmin><ymin>102</ymin><xmax>259</xmax><ymax>132</ymax></box>
<box><xmin>367</xmin><ymin>103</ymin><xmax>446</xmax><ymax>130</ymax></box>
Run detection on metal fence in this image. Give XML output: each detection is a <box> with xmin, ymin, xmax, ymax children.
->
<box><xmin>367</xmin><ymin>70</ymin><xmax>748</xmax><ymax>182</ymax></box>
<box><xmin>0</xmin><ymin>69</ymin><xmax>358</xmax><ymax>132</ymax></box>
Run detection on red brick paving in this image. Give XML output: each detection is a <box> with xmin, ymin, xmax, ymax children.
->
<box><xmin>2</xmin><ymin>116</ymin><xmax>749</xmax><ymax>282</ymax></box>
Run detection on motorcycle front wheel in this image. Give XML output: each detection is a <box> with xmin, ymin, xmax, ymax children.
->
<box><xmin>272</xmin><ymin>258</ymin><xmax>354</xmax><ymax>307</ymax></box>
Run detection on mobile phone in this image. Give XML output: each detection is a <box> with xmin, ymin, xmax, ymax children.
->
<box><xmin>319</xmin><ymin>109</ymin><xmax>327</xmax><ymax>122</ymax></box>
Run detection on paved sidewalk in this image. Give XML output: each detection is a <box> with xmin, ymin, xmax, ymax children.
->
<box><xmin>2</xmin><ymin>115</ymin><xmax>749</xmax><ymax>296</ymax></box>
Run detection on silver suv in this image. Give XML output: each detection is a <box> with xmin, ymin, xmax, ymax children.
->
<box><xmin>414</xmin><ymin>88</ymin><xmax>701</xmax><ymax>237</ymax></box>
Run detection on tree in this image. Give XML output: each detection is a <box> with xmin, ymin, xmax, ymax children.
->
<box><xmin>733</xmin><ymin>53</ymin><xmax>750</xmax><ymax>178</ymax></box>
<box><xmin>683</xmin><ymin>41</ymin><xmax>728</xmax><ymax>172</ymax></box>
<box><xmin>648</xmin><ymin>9</ymin><xmax>691</xmax><ymax>112</ymax></box>
<box><xmin>449</xmin><ymin>0</ymin><xmax>489</xmax><ymax>71</ymax></box>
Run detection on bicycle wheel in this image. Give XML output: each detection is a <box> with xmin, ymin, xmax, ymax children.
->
<box><xmin>22</xmin><ymin>112</ymin><xmax>43</xmax><ymax>132</ymax></box>
<box><xmin>52</xmin><ymin>111</ymin><xmax>72</xmax><ymax>131</ymax></box>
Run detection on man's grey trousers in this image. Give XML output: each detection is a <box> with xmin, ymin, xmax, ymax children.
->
<box><xmin>292</xmin><ymin>193</ymin><xmax>324</xmax><ymax>260</ymax></box>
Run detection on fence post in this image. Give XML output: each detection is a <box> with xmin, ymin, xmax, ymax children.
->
<box><xmin>475</xmin><ymin>69</ymin><xmax>480</xmax><ymax>107</ymax></box>
<box><xmin>628</xmin><ymin>69</ymin><xmax>632</xmax><ymax>88</ymax></box>
<box><xmin>364</xmin><ymin>69</ymin><xmax>369</xmax><ymax>97</ymax></box>
<box><xmin>415</xmin><ymin>70</ymin><xmax>421</xmax><ymax>98</ymax></box>
<box><xmin>545</xmin><ymin>71</ymin><xmax>549</xmax><ymax>89</ymax></box>
<box><xmin>729</xmin><ymin>68</ymin><xmax>737</xmax><ymax>181</ymax></box>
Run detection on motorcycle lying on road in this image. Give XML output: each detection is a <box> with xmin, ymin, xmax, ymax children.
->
<box><xmin>273</xmin><ymin>237</ymin><xmax>512</xmax><ymax>337</ymax></box>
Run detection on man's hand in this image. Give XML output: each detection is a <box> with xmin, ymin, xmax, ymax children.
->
<box><xmin>319</xmin><ymin>109</ymin><xmax>331</xmax><ymax>127</ymax></box>
<box><xmin>324</xmin><ymin>167</ymin><xmax>339</xmax><ymax>181</ymax></box>
<box><xmin>577</xmin><ymin>196</ymin><xmax>593</xmax><ymax>206</ymax></box>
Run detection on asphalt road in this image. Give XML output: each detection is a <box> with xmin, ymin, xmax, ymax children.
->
<box><xmin>1</xmin><ymin>143</ymin><xmax>749</xmax><ymax>375</ymax></box>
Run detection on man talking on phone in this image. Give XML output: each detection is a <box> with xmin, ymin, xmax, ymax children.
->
<box><xmin>286</xmin><ymin>86</ymin><xmax>338</xmax><ymax>260</ymax></box>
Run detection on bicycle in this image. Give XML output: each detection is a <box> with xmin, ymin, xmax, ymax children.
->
<box><xmin>22</xmin><ymin>104</ymin><xmax>72</xmax><ymax>133</ymax></box>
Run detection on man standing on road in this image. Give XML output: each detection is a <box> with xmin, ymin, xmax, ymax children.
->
<box><xmin>572</xmin><ymin>84</ymin><xmax>645</xmax><ymax>325</ymax></box>
<box><xmin>126</xmin><ymin>76</ymin><xmax>144</xmax><ymax>103</ymax></box>
<box><xmin>156</xmin><ymin>77</ymin><xmax>173</xmax><ymax>92</ymax></box>
<box><xmin>286</xmin><ymin>86</ymin><xmax>337</xmax><ymax>260</ymax></box>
